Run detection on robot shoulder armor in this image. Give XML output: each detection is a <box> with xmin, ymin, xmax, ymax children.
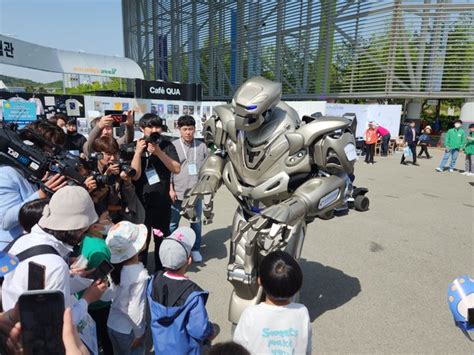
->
<box><xmin>203</xmin><ymin>104</ymin><xmax>237</xmax><ymax>149</ymax></box>
<box><xmin>285</xmin><ymin>116</ymin><xmax>351</xmax><ymax>155</ymax></box>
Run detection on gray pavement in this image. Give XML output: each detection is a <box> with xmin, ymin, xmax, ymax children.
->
<box><xmin>154</xmin><ymin>148</ymin><xmax>473</xmax><ymax>353</ymax></box>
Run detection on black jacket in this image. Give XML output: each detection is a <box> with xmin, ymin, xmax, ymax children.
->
<box><xmin>404</xmin><ymin>126</ymin><xmax>417</xmax><ymax>145</ymax></box>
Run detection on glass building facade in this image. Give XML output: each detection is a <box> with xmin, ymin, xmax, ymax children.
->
<box><xmin>122</xmin><ymin>0</ymin><xmax>474</xmax><ymax>100</ymax></box>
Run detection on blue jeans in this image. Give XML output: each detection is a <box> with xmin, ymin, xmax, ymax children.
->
<box><xmin>170</xmin><ymin>199</ymin><xmax>202</xmax><ymax>251</ymax></box>
<box><xmin>438</xmin><ymin>149</ymin><xmax>459</xmax><ymax>169</ymax></box>
<box><xmin>107</xmin><ymin>328</ymin><xmax>145</xmax><ymax>355</ymax></box>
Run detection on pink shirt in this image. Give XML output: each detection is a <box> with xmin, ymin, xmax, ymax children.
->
<box><xmin>376</xmin><ymin>126</ymin><xmax>390</xmax><ymax>137</ymax></box>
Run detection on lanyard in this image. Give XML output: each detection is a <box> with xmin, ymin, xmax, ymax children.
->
<box><xmin>179</xmin><ymin>138</ymin><xmax>196</xmax><ymax>164</ymax></box>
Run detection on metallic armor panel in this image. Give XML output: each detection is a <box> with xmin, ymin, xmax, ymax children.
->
<box><xmin>181</xmin><ymin>77</ymin><xmax>362</xmax><ymax>324</ymax></box>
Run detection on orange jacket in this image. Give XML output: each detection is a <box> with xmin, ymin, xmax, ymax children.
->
<box><xmin>364</xmin><ymin>128</ymin><xmax>378</xmax><ymax>144</ymax></box>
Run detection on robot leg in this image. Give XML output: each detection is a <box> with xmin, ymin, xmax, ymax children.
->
<box><xmin>283</xmin><ymin>220</ymin><xmax>306</xmax><ymax>303</ymax></box>
<box><xmin>227</xmin><ymin>206</ymin><xmax>262</xmax><ymax>324</ymax></box>
<box><xmin>227</xmin><ymin>208</ymin><xmax>307</xmax><ymax>324</ymax></box>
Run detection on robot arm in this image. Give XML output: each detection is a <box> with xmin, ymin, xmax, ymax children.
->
<box><xmin>243</xmin><ymin>174</ymin><xmax>346</xmax><ymax>237</ymax></box>
<box><xmin>181</xmin><ymin>153</ymin><xmax>225</xmax><ymax>224</ymax></box>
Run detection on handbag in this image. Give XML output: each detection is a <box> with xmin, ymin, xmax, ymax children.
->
<box><xmin>403</xmin><ymin>146</ymin><xmax>412</xmax><ymax>158</ymax></box>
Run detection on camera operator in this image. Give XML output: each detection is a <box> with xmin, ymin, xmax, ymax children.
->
<box><xmin>134</xmin><ymin>113</ymin><xmax>180</xmax><ymax>270</ymax></box>
<box><xmin>91</xmin><ymin>136</ymin><xmax>145</xmax><ymax>224</ymax></box>
<box><xmin>0</xmin><ymin>120</ymin><xmax>67</xmax><ymax>250</ymax></box>
<box><xmin>83</xmin><ymin>111</ymin><xmax>135</xmax><ymax>157</ymax></box>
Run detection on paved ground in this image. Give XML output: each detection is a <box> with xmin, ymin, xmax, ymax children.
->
<box><xmin>149</xmin><ymin>148</ymin><xmax>473</xmax><ymax>353</ymax></box>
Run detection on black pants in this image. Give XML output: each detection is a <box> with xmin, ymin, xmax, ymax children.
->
<box><xmin>365</xmin><ymin>143</ymin><xmax>375</xmax><ymax>163</ymax></box>
<box><xmin>89</xmin><ymin>306</ymin><xmax>113</xmax><ymax>355</ymax></box>
<box><xmin>401</xmin><ymin>144</ymin><xmax>417</xmax><ymax>164</ymax></box>
<box><xmin>139</xmin><ymin>202</ymin><xmax>172</xmax><ymax>271</ymax></box>
<box><xmin>418</xmin><ymin>144</ymin><xmax>430</xmax><ymax>158</ymax></box>
<box><xmin>381</xmin><ymin>134</ymin><xmax>391</xmax><ymax>156</ymax></box>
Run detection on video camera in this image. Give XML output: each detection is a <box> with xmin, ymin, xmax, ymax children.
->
<box><xmin>0</xmin><ymin>124</ymin><xmax>86</xmax><ymax>189</ymax></box>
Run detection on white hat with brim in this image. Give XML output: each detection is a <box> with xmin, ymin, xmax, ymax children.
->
<box><xmin>106</xmin><ymin>221</ymin><xmax>148</xmax><ymax>264</ymax></box>
<box><xmin>38</xmin><ymin>186</ymin><xmax>98</xmax><ymax>231</ymax></box>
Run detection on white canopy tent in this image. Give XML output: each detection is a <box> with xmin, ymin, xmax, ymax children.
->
<box><xmin>0</xmin><ymin>34</ymin><xmax>143</xmax><ymax>80</ymax></box>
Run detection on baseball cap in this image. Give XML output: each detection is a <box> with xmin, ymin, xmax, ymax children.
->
<box><xmin>106</xmin><ymin>221</ymin><xmax>148</xmax><ymax>264</ymax></box>
<box><xmin>38</xmin><ymin>186</ymin><xmax>98</xmax><ymax>231</ymax></box>
<box><xmin>0</xmin><ymin>251</ymin><xmax>19</xmax><ymax>277</ymax></box>
<box><xmin>159</xmin><ymin>227</ymin><xmax>196</xmax><ymax>270</ymax></box>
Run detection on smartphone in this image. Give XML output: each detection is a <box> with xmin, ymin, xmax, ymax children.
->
<box><xmin>19</xmin><ymin>290</ymin><xmax>65</xmax><ymax>355</ymax></box>
<box><xmin>104</xmin><ymin>110</ymin><xmax>127</xmax><ymax>127</ymax></box>
<box><xmin>90</xmin><ymin>259</ymin><xmax>114</xmax><ymax>281</ymax></box>
<box><xmin>28</xmin><ymin>261</ymin><xmax>45</xmax><ymax>291</ymax></box>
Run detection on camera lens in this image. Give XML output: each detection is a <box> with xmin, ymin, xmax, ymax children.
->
<box><xmin>146</xmin><ymin>132</ymin><xmax>161</xmax><ymax>145</ymax></box>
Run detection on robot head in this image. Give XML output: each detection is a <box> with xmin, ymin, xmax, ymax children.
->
<box><xmin>231</xmin><ymin>77</ymin><xmax>282</xmax><ymax>131</ymax></box>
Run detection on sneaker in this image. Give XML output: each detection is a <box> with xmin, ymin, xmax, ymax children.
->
<box><xmin>191</xmin><ymin>251</ymin><xmax>203</xmax><ymax>263</ymax></box>
<box><xmin>401</xmin><ymin>162</ymin><xmax>407</xmax><ymax>165</ymax></box>
<box><xmin>369</xmin><ymin>162</ymin><xmax>374</xmax><ymax>165</ymax></box>
<box><xmin>448</xmin><ymin>169</ymin><xmax>454</xmax><ymax>173</ymax></box>
<box><xmin>461</xmin><ymin>172</ymin><xmax>468</xmax><ymax>176</ymax></box>
<box><xmin>467</xmin><ymin>172</ymin><xmax>474</xmax><ymax>177</ymax></box>
<box><xmin>435</xmin><ymin>167</ymin><xmax>443</xmax><ymax>172</ymax></box>
<box><xmin>413</xmin><ymin>163</ymin><xmax>419</xmax><ymax>166</ymax></box>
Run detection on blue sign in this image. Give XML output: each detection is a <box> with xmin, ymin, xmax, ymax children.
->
<box><xmin>2</xmin><ymin>100</ymin><xmax>37</xmax><ymax>128</ymax></box>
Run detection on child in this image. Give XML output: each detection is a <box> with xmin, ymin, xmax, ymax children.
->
<box><xmin>462</xmin><ymin>123</ymin><xmax>474</xmax><ymax>176</ymax></box>
<box><xmin>147</xmin><ymin>227</ymin><xmax>215</xmax><ymax>354</ymax></box>
<box><xmin>75</xmin><ymin>205</ymin><xmax>114</xmax><ymax>355</ymax></box>
<box><xmin>18</xmin><ymin>198</ymin><xmax>49</xmax><ymax>233</ymax></box>
<box><xmin>417</xmin><ymin>126</ymin><xmax>432</xmax><ymax>159</ymax></box>
<box><xmin>234</xmin><ymin>251</ymin><xmax>312</xmax><ymax>355</ymax></box>
<box><xmin>106</xmin><ymin>221</ymin><xmax>149</xmax><ymax>355</ymax></box>
<box><xmin>363</xmin><ymin>121</ymin><xmax>377</xmax><ymax>164</ymax></box>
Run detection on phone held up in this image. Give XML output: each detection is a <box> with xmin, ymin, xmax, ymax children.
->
<box><xmin>19</xmin><ymin>290</ymin><xmax>65</xmax><ymax>355</ymax></box>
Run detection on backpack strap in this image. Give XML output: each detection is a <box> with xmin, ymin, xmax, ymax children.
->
<box><xmin>3</xmin><ymin>233</ymin><xmax>27</xmax><ymax>253</ymax></box>
<box><xmin>16</xmin><ymin>245</ymin><xmax>60</xmax><ymax>262</ymax></box>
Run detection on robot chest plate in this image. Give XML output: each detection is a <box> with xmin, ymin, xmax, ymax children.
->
<box><xmin>226</xmin><ymin>137</ymin><xmax>288</xmax><ymax>185</ymax></box>
<box><xmin>223</xmin><ymin>136</ymin><xmax>311</xmax><ymax>203</ymax></box>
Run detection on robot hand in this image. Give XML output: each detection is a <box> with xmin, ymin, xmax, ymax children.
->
<box><xmin>181</xmin><ymin>176</ymin><xmax>219</xmax><ymax>224</ymax></box>
<box><xmin>234</xmin><ymin>197</ymin><xmax>307</xmax><ymax>250</ymax></box>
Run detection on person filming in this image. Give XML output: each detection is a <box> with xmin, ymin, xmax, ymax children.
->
<box><xmin>134</xmin><ymin>113</ymin><xmax>180</xmax><ymax>271</ymax></box>
<box><xmin>0</xmin><ymin>120</ymin><xmax>67</xmax><ymax>250</ymax></box>
<box><xmin>91</xmin><ymin>136</ymin><xmax>145</xmax><ymax>224</ymax></box>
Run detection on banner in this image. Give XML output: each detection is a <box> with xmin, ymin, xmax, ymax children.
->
<box><xmin>2</xmin><ymin>100</ymin><xmax>37</xmax><ymax>127</ymax></box>
<box><xmin>0</xmin><ymin>92</ymin><xmax>85</xmax><ymax>120</ymax></box>
<box><xmin>135</xmin><ymin>79</ymin><xmax>202</xmax><ymax>101</ymax></box>
<box><xmin>325</xmin><ymin>103</ymin><xmax>402</xmax><ymax>138</ymax></box>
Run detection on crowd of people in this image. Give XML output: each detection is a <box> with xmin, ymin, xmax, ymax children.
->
<box><xmin>362</xmin><ymin>119</ymin><xmax>474</xmax><ymax>176</ymax></box>
<box><xmin>0</xmin><ymin>110</ymin><xmax>471</xmax><ymax>354</ymax></box>
<box><xmin>0</xmin><ymin>112</ymin><xmax>312</xmax><ymax>355</ymax></box>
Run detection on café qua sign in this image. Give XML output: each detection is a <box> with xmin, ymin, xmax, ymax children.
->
<box><xmin>135</xmin><ymin>79</ymin><xmax>202</xmax><ymax>101</ymax></box>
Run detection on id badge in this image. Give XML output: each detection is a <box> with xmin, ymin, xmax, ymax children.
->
<box><xmin>188</xmin><ymin>163</ymin><xmax>198</xmax><ymax>176</ymax></box>
<box><xmin>145</xmin><ymin>168</ymin><xmax>160</xmax><ymax>185</ymax></box>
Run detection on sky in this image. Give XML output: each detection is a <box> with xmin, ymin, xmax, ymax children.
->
<box><xmin>0</xmin><ymin>0</ymin><xmax>124</xmax><ymax>83</ymax></box>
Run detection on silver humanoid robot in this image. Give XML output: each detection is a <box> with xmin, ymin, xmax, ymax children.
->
<box><xmin>181</xmin><ymin>77</ymin><xmax>369</xmax><ymax>324</ymax></box>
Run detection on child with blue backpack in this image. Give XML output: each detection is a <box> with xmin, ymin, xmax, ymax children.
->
<box><xmin>147</xmin><ymin>226</ymin><xmax>216</xmax><ymax>354</ymax></box>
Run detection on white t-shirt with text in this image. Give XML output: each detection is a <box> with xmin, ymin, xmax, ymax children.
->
<box><xmin>234</xmin><ymin>302</ymin><xmax>312</xmax><ymax>355</ymax></box>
